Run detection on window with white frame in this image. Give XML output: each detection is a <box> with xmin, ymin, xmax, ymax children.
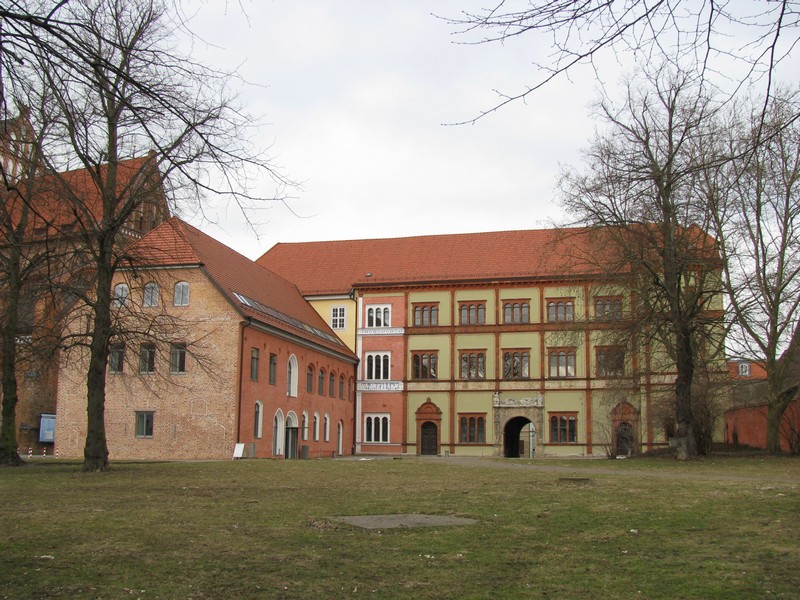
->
<box><xmin>302</xmin><ymin>411</ymin><xmax>309</xmax><ymax>441</ymax></box>
<box><xmin>364</xmin><ymin>414</ymin><xmax>390</xmax><ymax>443</ymax></box>
<box><xmin>113</xmin><ymin>283</ymin><xmax>129</xmax><ymax>307</ymax></box>
<box><xmin>365</xmin><ymin>352</ymin><xmax>390</xmax><ymax>380</ymax></box>
<box><xmin>324</xmin><ymin>414</ymin><xmax>330</xmax><ymax>442</ymax></box>
<box><xmin>738</xmin><ymin>362</ymin><xmax>751</xmax><ymax>377</ymax></box>
<box><xmin>169</xmin><ymin>343</ymin><xmax>187</xmax><ymax>374</ymax></box>
<box><xmin>253</xmin><ymin>401</ymin><xmax>263</xmax><ymax>439</ymax></box>
<box><xmin>139</xmin><ymin>343</ymin><xmax>156</xmax><ymax>374</ymax></box>
<box><xmin>331</xmin><ymin>306</ymin><xmax>346</xmax><ymax>329</ymax></box>
<box><xmin>287</xmin><ymin>354</ymin><xmax>298</xmax><ymax>397</ymax></box>
<box><xmin>273</xmin><ymin>410</ymin><xmax>285</xmax><ymax>456</ymax></box>
<box><xmin>135</xmin><ymin>411</ymin><xmax>154</xmax><ymax>438</ymax></box>
<box><xmin>313</xmin><ymin>412</ymin><xmax>320</xmax><ymax>441</ymax></box>
<box><xmin>366</xmin><ymin>305</ymin><xmax>391</xmax><ymax>327</ymax></box>
<box><xmin>143</xmin><ymin>282</ymin><xmax>159</xmax><ymax>307</ymax></box>
<box><xmin>173</xmin><ymin>281</ymin><xmax>190</xmax><ymax>306</ymax></box>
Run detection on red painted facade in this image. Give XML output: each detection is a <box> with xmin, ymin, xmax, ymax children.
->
<box><xmin>724</xmin><ymin>398</ymin><xmax>800</xmax><ymax>452</ymax></box>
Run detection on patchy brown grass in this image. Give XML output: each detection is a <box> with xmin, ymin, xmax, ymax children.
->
<box><xmin>0</xmin><ymin>456</ymin><xmax>798</xmax><ymax>599</ymax></box>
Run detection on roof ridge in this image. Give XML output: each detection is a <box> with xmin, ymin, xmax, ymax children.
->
<box><xmin>262</xmin><ymin>225</ymin><xmax>592</xmax><ymax>249</ymax></box>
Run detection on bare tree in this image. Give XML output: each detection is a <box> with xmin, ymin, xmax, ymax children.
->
<box><xmin>0</xmin><ymin>105</ymin><xmax>42</xmax><ymax>465</ymax></box>
<box><xmin>448</xmin><ymin>1</ymin><xmax>800</xmax><ymax>124</ymax></box>
<box><xmin>2</xmin><ymin>0</ymin><xmax>286</xmax><ymax>471</ymax></box>
<box><xmin>707</xmin><ymin>91</ymin><xmax>800</xmax><ymax>453</ymax></box>
<box><xmin>559</xmin><ymin>66</ymin><xmax>726</xmax><ymax>459</ymax></box>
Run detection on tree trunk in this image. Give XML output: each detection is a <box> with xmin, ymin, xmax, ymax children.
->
<box><xmin>674</xmin><ymin>323</ymin><xmax>696</xmax><ymax>460</ymax></box>
<box><xmin>0</xmin><ymin>256</ymin><xmax>25</xmax><ymax>466</ymax></box>
<box><xmin>765</xmin><ymin>387</ymin><xmax>798</xmax><ymax>454</ymax></box>
<box><xmin>82</xmin><ymin>257</ymin><xmax>113</xmax><ymax>472</ymax></box>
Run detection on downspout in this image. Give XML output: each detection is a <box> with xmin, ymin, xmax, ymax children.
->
<box><xmin>355</xmin><ymin>293</ymin><xmax>363</xmax><ymax>454</ymax></box>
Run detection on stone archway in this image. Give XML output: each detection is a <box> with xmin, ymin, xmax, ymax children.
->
<box><xmin>503</xmin><ymin>417</ymin><xmax>536</xmax><ymax>458</ymax></box>
<box><xmin>611</xmin><ymin>402</ymin><xmax>640</xmax><ymax>456</ymax></box>
<box><xmin>493</xmin><ymin>393</ymin><xmax>544</xmax><ymax>458</ymax></box>
<box><xmin>415</xmin><ymin>400</ymin><xmax>442</xmax><ymax>456</ymax></box>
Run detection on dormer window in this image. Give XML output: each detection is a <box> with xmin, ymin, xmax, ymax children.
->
<box><xmin>738</xmin><ymin>362</ymin><xmax>750</xmax><ymax>377</ymax></box>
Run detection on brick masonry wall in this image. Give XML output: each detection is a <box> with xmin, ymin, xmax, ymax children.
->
<box><xmin>238</xmin><ymin>325</ymin><xmax>356</xmax><ymax>459</ymax></box>
<box><xmin>724</xmin><ymin>398</ymin><xmax>800</xmax><ymax>452</ymax></box>
<box><xmin>56</xmin><ymin>267</ymin><xmax>241</xmax><ymax>461</ymax></box>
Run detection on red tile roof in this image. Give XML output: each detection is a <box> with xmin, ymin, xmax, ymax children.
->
<box><xmin>5</xmin><ymin>155</ymin><xmax>163</xmax><ymax>238</ymax></box>
<box><xmin>257</xmin><ymin>227</ymin><xmax>609</xmax><ymax>296</ymax></box>
<box><xmin>129</xmin><ymin>218</ymin><xmax>354</xmax><ymax>357</ymax></box>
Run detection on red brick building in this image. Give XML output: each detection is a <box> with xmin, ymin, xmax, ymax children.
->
<box><xmin>6</xmin><ymin>153</ymin><xmax>169</xmax><ymax>454</ymax></box>
<box><xmin>55</xmin><ymin>218</ymin><xmax>357</xmax><ymax>460</ymax></box>
<box><xmin>724</xmin><ymin>360</ymin><xmax>800</xmax><ymax>452</ymax></box>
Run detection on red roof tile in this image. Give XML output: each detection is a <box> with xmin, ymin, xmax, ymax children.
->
<box><xmin>257</xmin><ymin>228</ymin><xmax>608</xmax><ymax>296</ymax></box>
<box><xmin>4</xmin><ymin>155</ymin><xmax>163</xmax><ymax>238</ymax></box>
<box><xmin>129</xmin><ymin>218</ymin><xmax>354</xmax><ymax>357</ymax></box>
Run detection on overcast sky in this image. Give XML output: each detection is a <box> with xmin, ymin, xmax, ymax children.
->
<box><xmin>183</xmin><ymin>1</ymin><xmax>605</xmax><ymax>259</ymax></box>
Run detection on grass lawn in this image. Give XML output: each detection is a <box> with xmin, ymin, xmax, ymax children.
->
<box><xmin>1</xmin><ymin>455</ymin><xmax>798</xmax><ymax>599</ymax></box>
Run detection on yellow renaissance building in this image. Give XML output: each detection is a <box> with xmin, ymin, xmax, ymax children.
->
<box><xmin>258</xmin><ymin>227</ymin><xmax>721</xmax><ymax>458</ymax></box>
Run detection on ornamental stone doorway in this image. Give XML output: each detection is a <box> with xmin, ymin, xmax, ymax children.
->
<box><xmin>416</xmin><ymin>399</ymin><xmax>442</xmax><ymax>456</ymax></box>
<box><xmin>503</xmin><ymin>417</ymin><xmax>535</xmax><ymax>458</ymax></box>
<box><xmin>611</xmin><ymin>401</ymin><xmax>640</xmax><ymax>456</ymax></box>
<box><xmin>420</xmin><ymin>422</ymin><xmax>438</xmax><ymax>455</ymax></box>
<box><xmin>493</xmin><ymin>393</ymin><xmax>544</xmax><ymax>458</ymax></box>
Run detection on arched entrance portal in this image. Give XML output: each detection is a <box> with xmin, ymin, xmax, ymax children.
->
<box><xmin>415</xmin><ymin>399</ymin><xmax>442</xmax><ymax>456</ymax></box>
<box><xmin>611</xmin><ymin>402</ymin><xmax>640</xmax><ymax>456</ymax></box>
<box><xmin>503</xmin><ymin>417</ymin><xmax>536</xmax><ymax>458</ymax></box>
<box><xmin>420</xmin><ymin>422</ymin><xmax>438</xmax><ymax>455</ymax></box>
<box><xmin>285</xmin><ymin>412</ymin><xmax>299</xmax><ymax>459</ymax></box>
<box><xmin>493</xmin><ymin>394</ymin><xmax>544</xmax><ymax>458</ymax></box>
<box><xmin>615</xmin><ymin>422</ymin><xmax>635</xmax><ymax>457</ymax></box>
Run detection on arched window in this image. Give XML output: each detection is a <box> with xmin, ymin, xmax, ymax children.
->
<box><xmin>287</xmin><ymin>354</ymin><xmax>298</xmax><ymax>397</ymax></box>
<box><xmin>143</xmin><ymin>282</ymin><xmax>159</xmax><ymax>307</ymax></box>
<box><xmin>313</xmin><ymin>412</ymin><xmax>320</xmax><ymax>441</ymax></box>
<box><xmin>306</xmin><ymin>365</ymin><xmax>314</xmax><ymax>393</ymax></box>
<box><xmin>366</xmin><ymin>353</ymin><xmax>390</xmax><ymax>380</ymax></box>
<box><xmin>302</xmin><ymin>411</ymin><xmax>309</xmax><ymax>441</ymax></box>
<box><xmin>364</xmin><ymin>414</ymin><xmax>390</xmax><ymax>443</ymax></box>
<box><xmin>329</xmin><ymin>372</ymin><xmax>336</xmax><ymax>397</ymax></box>
<box><xmin>324</xmin><ymin>414</ymin><xmax>330</xmax><ymax>442</ymax></box>
<box><xmin>113</xmin><ymin>283</ymin><xmax>129</xmax><ymax>307</ymax></box>
<box><xmin>318</xmin><ymin>368</ymin><xmax>325</xmax><ymax>395</ymax></box>
<box><xmin>547</xmin><ymin>299</ymin><xmax>575</xmax><ymax>322</ymax></box>
<box><xmin>273</xmin><ymin>410</ymin><xmax>285</xmax><ymax>456</ymax></box>
<box><xmin>173</xmin><ymin>281</ymin><xmax>190</xmax><ymax>306</ymax></box>
<box><xmin>339</xmin><ymin>375</ymin><xmax>345</xmax><ymax>399</ymax></box>
<box><xmin>367</xmin><ymin>305</ymin><xmax>391</xmax><ymax>327</ymax></box>
<box><xmin>253</xmin><ymin>401</ymin><xmax>263</xmax><ymax>439</ymax></box>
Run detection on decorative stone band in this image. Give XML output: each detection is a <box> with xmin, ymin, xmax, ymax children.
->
<box><xmin>492</xmin><ymin>391</ymin><xmax>544</xmax><ymax>408</ymax></box>
<box><xmin>357</xmin><ymin>328</ymin><xmax>405</xmax><ymax>336</ymax></box>
<box><xmin>357</xmin><ymin>381</ymin><xmax>404</xmax><ymax>392</ymax></box>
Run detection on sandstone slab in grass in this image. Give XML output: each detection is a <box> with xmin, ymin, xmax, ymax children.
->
<box><xmin>332</xmin><ymin>513</ymin><xmax>479</xmax><ymax>529</ymax></box>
